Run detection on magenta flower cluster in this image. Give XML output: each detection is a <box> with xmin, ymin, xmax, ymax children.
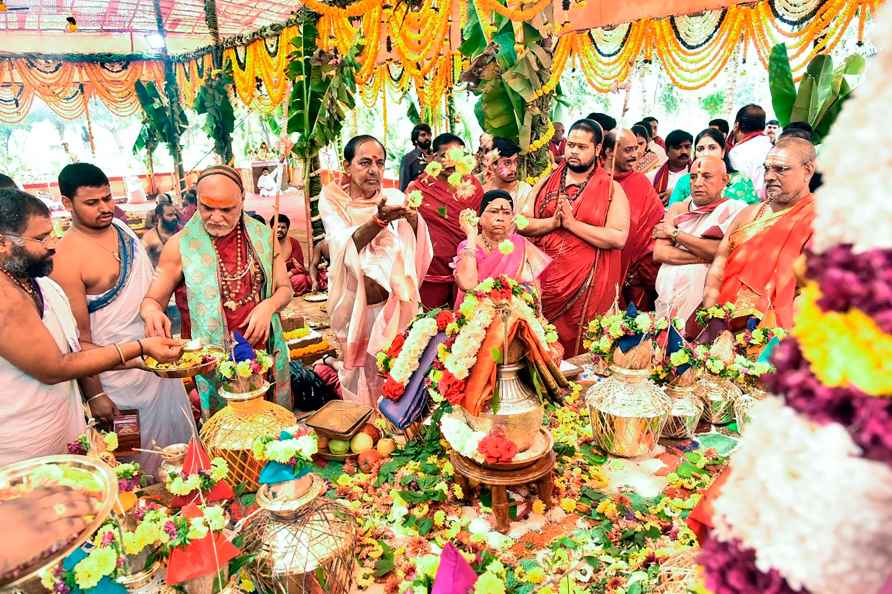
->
<box><xmin>699</xmin><ymin>535</ymin><xmax>806</xmax><ymax>594</ymax></box>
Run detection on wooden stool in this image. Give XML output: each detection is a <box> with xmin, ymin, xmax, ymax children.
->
<box><xmin>450</xmin><ymin>451</ymin><xmax>556</xmax><ymax>533</ymax></box>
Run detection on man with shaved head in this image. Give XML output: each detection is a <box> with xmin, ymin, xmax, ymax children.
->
<box><xmin>141</xmin><ymin>165</ymin><xmax>294</xmax><ymax>414</ymax></box>
<box><xmin>653</xmin><ymin>156</ymin><xmax>747</xmax><ymax>323</ymax></box>
<box><xmin>603</xmin><ymin>128</ymin><xmax>664</xmax><ymax>309</ymax></box>
<box><xmin>704</xmin><ymin>137</ymin><xmax>817</xmax><ymax>328</ymax></box>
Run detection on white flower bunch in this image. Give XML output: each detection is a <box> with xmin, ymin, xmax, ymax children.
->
<box><xmin>389</xmin><ymin>317</ymin><xmax>439</xmax><ymax>384</ymax></box>
<box><xmin>444</xmin><ymin>302</ymin><xmax>495</xmax><ymax>380</ymax></box>
<box><xmin>712</xmin><ymin>397</ymin><xmax>892</xmax><ymax>594</ymax></box>
<box><xmin>252</xmin><ymin>432</ymin><xmax>318</xmax><ymax>464</ymax></box>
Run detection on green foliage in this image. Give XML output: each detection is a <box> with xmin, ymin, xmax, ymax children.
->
<box><xmin>768</xmin><ymin>43</ymin><xmax>865</xmax><ymax>143</ymax></box>
<box><xmin>194</xmin><ymin>69</ymin><xmax>236</xmax><ymax>163</ymax></box>
<box><xmin>285</xmin><ymin>10</ymin><xmax>358</xmax><ymax>242</ymax></box>
<box><xmin>459</xmin><ymin>4</ymin><xmax>556</xmax><ymax>179</ymax></box>
<box><xmin>658</xmin><ymin>83</ymin><xmax>680</xmax><ymax>115</ymax></box>
<box><xmin>132</xmin><ymin>80</ymin><xmax>187</xmax><ymax>159</ymax></box>
<box><xmin>699</xmin><ymin>90</ymin><xmax>726</xmax><ymax>118</ymax></box>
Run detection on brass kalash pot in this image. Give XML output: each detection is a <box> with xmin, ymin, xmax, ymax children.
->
<box><xmin>587</xmin><ymin>365</ymin><xmax>671</xmax><ymax>457</ymax></box>
<box><xmin>463</xmin><ymin>304</ymin><xmax>544</xmax><ymax>453</ymax></box>
<box><xmin>239</xmin><ymin>475</ymin><xmax>357</xmax><ymax>594</ymax></box>
<box><xmin>465</xmin><ymin>362</ymin><xmax>543</xmax><ymax>452</ymax></box>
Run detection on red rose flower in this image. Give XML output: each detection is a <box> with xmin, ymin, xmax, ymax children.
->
<box><xmin>477</xmin><ymin>428</ymin><xmax>518</xmax><ymax>464</ymax></box>
<box><xmin>386</xmin><ymin>333</ymin><xmax>406</xmax><ymax>358</ymax></box>
<box><xmin>439</xmin><ymin>371</ymin><xmax>465</xmax><ymax>405</ymax></box>
<box><xmin>489</xmin><ymin>285</ymin><xmax>513</xmax><ymax>302</ymax></box>
<box><xmin>381</xmin><ymin>376</ymin><xmax>405</xmax><ymax>400</ymax></box>
<box><xmin>435</xmin><ymin>310</ymin><xmax>454</xmax><ymax>332</ymax></box>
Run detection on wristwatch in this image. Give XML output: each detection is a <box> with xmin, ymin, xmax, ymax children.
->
<box><xmin>671</xmin><ymin>228</ymin><xmax>680</xmax><ymax>244</ymax></box>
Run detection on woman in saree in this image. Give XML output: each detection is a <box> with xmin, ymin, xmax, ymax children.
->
<box><xmin>669</xmin><ymin>127</ymin><xmax>760</xmax><ymax>206</ymax></box>
<box><xmin>452</xmin><ymin>190</ymin><xmax>551</xmax><ymax>306</ymax></box>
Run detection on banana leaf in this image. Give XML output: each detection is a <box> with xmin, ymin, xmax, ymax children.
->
<box><xmin>813</xmin><ymin>78</ymin><xmax>852</xmax><ymax>144</ymax></box>
<box><xmin>286</xmin><ymin>10</ymin><xmax>358</xmax><ymax>243</ymax></box>
<box><xmin>460</xmin><ymin>0</ymin><xmax>488</xmax><ymax>56</ymax></box>
<box><xmin>789</xmin><ymin>75</ymin><xmax>819</xmax><ymax>126</ymax></box>
<box><xmin>807</xmin><ymin>55</ymin><xmax>834</xmax><ymax>121</ymax></box>
<box><xmin>768</xmin><ymin>44</ymin><xmax>797</xmax><ymax>126</ymax></box>
<box><xmin>194</xmin><ymin>71</ymin><xmax>235</xmax><ymax>164</ymax></box>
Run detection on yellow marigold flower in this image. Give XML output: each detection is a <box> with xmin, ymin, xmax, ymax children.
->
<box><xmin>433</xmin><ymin>510</ymin><xmax>446</xmax><ymax>527</ymax></box>
<box><xmin>560</xmin><ymin>498</ymin><xmax>577</xmax><ymax>513</ymax></box>
<box><xmin>526</xmin><ymin>566</ymin><xmax>546</xmax><ymax>584</ymax></box>
<box><xmin>531</xmin><ymin>498</ymin><xmax>546</xmax><ymax>515</ymax></box>
<box><xmin>452</xmin><ymin>484</ymin><xmax>464</xmax><ymax>499</ymax></box>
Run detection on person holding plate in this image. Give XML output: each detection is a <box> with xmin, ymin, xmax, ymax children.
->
<box><xmin>319</xmin><ymin>135</ymin><xmax>432</xmax><ymax>406</ymax></box>
<box><xmin>0</xmin><ymin>188</ymin><xmax>183</xmax><ymax>467</ymax></box>
<box><xmin>453</xmin><ymin>190</ymin><xmax>551</xmax><ymax>306</ymax></box>
<box><xmin>140</xmin><ymin>165</ymin><xmax>293</xmax><ymax>416</ymax></box>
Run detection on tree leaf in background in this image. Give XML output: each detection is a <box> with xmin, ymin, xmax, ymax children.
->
<box><xmin>768</xmin><ymin>44</ymin><xmax>796</xmax><ymax>126</ymax></box>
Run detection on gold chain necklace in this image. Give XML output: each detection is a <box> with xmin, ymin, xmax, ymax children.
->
<box><xmin>212</xmin><ymin>227</ymin><xmax>262</xmax><ymax>311</ymax></box>
<box><xmin>1</xmin><ymin>268</ymin><xmax>43</xmax><ymax>314</ymax></box>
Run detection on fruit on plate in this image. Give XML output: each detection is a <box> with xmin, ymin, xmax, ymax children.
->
<box><xmin>350</xmin><ymin>433</ymin><xmax>374</xmax><ymax>454</ymax></box>
<box><xmin>359</xmin><ymin>423</ymin><xmax>382</xmax><ymax>442</ymax></box>
<box><xmin>328</xmin><ymin>439</ymin><xmax>350</xmax><ymax>455</ymax></box>
<box><xmin>317</xmin><ymin>434</ymin><xmax>329</xmax><ymax>451</ymax></box>
<box><xmin>376</xmin><ymin>438</ymin><xmax>396</xmax><ymax>457</ymax></box>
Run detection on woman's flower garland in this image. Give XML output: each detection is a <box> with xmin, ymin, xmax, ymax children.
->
<box><xmin>377</xmin><ymin>309</ymin><xmax>454</xmax><ymax>400</ymax></box>
<box><xmin>165</xmin><ymin>457</ymin><xmax>229</xmax><ymax>496</ymax></box>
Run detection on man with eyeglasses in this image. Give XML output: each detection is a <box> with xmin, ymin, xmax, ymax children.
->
<box><xmin>0</xmin><ymin>187</ymin><xmax>183</xmax><ymax>466</ymax></box>
<box><xmin>51</xmin><ymin>164</ymin><xmax>194</xmax><ymax>475</ymax></box>
<box><xmin>703</xmin><ymin>137</ymin><xmax>817</xmax><ymax>329</ymax></box>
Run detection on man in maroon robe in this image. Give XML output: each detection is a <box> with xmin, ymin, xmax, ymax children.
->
<box><xmin>407</xmin><ymin>133</ymin><xmax>484</xmax><ymax>309</ymax></box>
<box><xmin>602</xmin><ymin>129</ymin><xmax>665</xmax><ymax>310</ymax></box>
<box><xmin>270</xmin><ymin>214</ymin><xmax>312</xmax><ymax>296</ymax></box>
<box><xmin>521</xmin><ymin>119</ymin><xmax>630</xmax><ymax>356</ymax></box>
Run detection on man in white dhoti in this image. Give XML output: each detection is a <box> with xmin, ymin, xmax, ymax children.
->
<box><xmin>52</xmin><ymin>164</ymin><xmax>194</xmax><ymax>475</ymax></box>
<box><xmin>652</xmin><ymin>156</ymin><xmax>747</xmax><ymax>324</ymax></box>
<box><xmin>0</xmin><ymin>187</ymin><xmax>183</xmax><ymax>467</ymax></box>
<box><xmin>320</xmin><ymin>135</ymin><xmax>433</xmax><ymax>406</ymax></box>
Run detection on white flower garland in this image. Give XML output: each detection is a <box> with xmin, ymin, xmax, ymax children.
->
<box><xmin>712</xmin><ymin>398</ymin><xmax>892</xmax><ymax>594</ymax></box>
<box><xmin>389</xmin><ymin>317</ymin><xmax>439</xmax><ymax>385</ymax></box>
<box><xmin>440</xmin><ymin>412</ymin><xmax>486</xmax><ymax>463</ymax></box>
<box><xmin>810</xmin><ymin>0</ymin><xmax>892</xmax><ymax>254</ymax></box>
<box><xmin>444</xmin><ymin>302</ymin><xmax>495</xmax><ymax>380</ymax></box>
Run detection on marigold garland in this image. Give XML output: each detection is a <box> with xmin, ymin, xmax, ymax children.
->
<box><xmin>794</xmin><ymin>283</ymin><xmax>892</xmax><ymax>397</ymax></box>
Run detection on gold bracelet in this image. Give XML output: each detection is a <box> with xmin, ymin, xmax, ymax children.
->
<box><xmin>113</xmin><ymin>344</ymin><xmax>126</xmax><ymax>366</ymax></box>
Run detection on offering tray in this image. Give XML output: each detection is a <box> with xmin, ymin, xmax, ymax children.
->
<box><xmin>0</xmin><ymin>455</ymin><xmax>118</xmax><ymax>593</ymax></box>
<box><xmin>302</xmin><ymin>292</ymin><xmax>328</xmax><ymax>303</ymax></box>
<box><xmin>474</xmin><ymin>428</ymin><xmax>553</xmax><ymax>471</ymax></box>
<box><xmin>145</xmin><ymin>345</ymin><xmax>225</xmax><ymax>379</ymax></box>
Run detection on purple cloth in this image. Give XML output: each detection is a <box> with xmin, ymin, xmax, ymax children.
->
<box><xmin>431</xmin><ymin>543</ymin><xmax>477</xmax><ymax>594</ymax></box>
<box><xmin>379</xmin><ymin>332</ymin><xmax>445</xmax><ymax>429</ymax></box>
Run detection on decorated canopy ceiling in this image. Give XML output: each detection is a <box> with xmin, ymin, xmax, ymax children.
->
<box><xmin>0</xmin><ymin>0</ymin><xmax>883</xmax><ymax>124</ymax></box>
<box><xmin>0</xmin><ymin>0</ymin><xmax>296</xmax><ymax>37</ymax></box>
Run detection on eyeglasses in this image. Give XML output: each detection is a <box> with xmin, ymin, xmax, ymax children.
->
<box><xmin>0</xmin><ymin>233</ymin><xmax>58</xmax><ymax>248</ymax></box>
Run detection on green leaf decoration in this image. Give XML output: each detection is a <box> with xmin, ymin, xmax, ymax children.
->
<box><xmin>437</xmin><ymin>206</ymin><xmax>448</xmax><ymax>218</ymax></box>
<box><xmin>286</xmin><ymin>9</ymin><xmax>358</xmax><ymax>243</ymax></box>
<box><xmin>768</xmin><ymin>44</ymin><xmax>796</xmax><ymax>126</ymax></box>
<box><xmin>194</xmin><ymin>68</ymin><xmax>235</xmax><ymax>164</ymax></box>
